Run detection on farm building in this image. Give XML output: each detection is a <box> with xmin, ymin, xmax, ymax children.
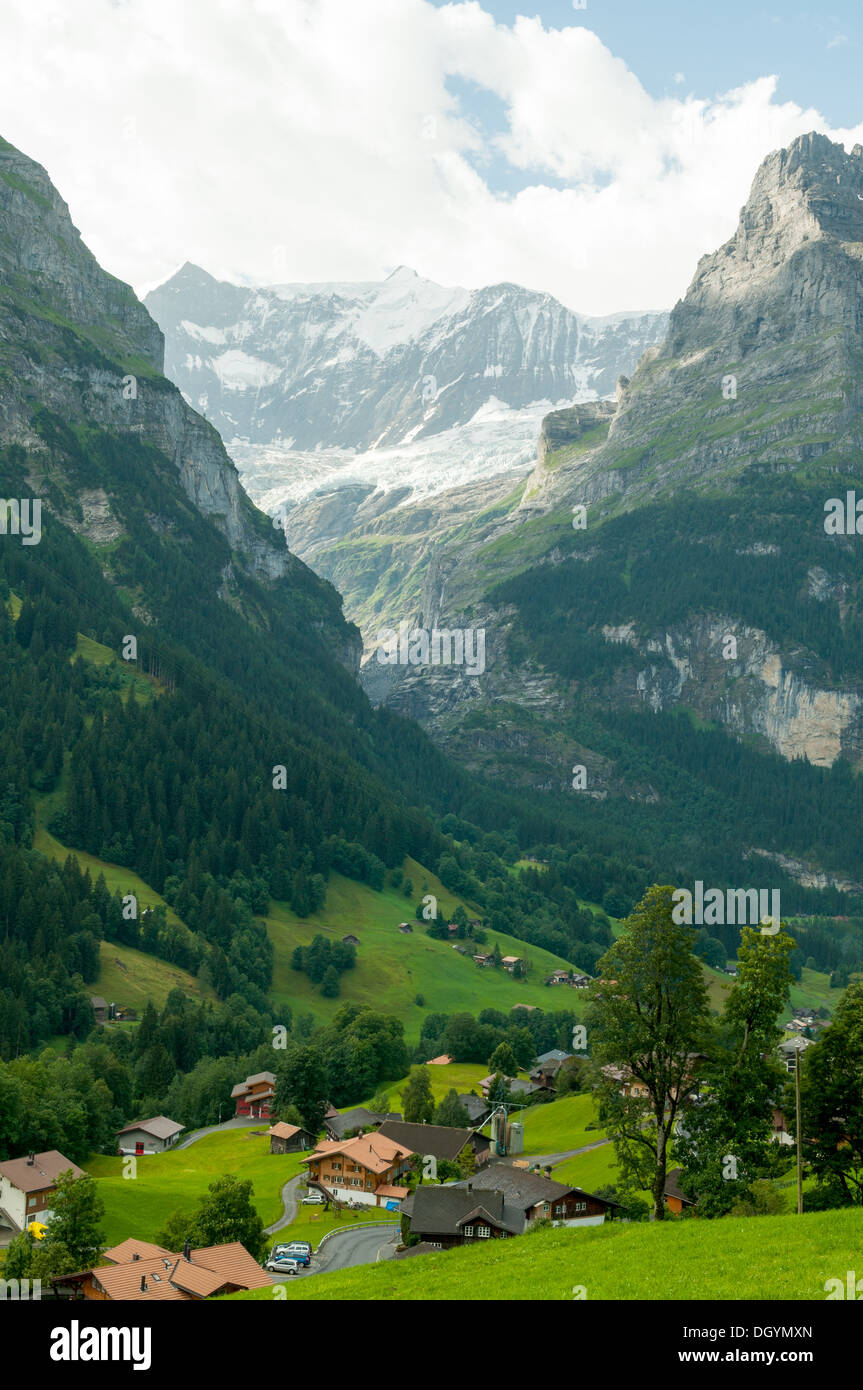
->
<box><xmin>267</xmin><ymin>1122</ymin><xmax>316</xmax><ymax>1153</ymax></box>
<box><xmin>115</xmin><ymin>1117</ymin><xmax>184</xmax><ymax>1155</ymax></box>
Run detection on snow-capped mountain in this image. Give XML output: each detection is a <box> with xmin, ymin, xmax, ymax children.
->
<box><xmin>145</xmin><ymin>265</ymin><xmax>667</xmax><ymax>484</ymax></box>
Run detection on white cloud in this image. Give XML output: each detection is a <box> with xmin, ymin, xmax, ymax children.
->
<box><xmin>0</xmin><ymin>0</ymin><xmax>859</xmax><ymax>315</ymax></box>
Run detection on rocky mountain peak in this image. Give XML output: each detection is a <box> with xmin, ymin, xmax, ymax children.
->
<box><xmin>0</xmin><ymin>135</ymin><xmax>164</xmax><ymax>372</ymax></box>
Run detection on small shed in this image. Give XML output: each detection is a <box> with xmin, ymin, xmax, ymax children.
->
<box><xmin>267</xmin><ymin>1122</ymin><xmax>316</xmax><ymax>1154</ymax></box>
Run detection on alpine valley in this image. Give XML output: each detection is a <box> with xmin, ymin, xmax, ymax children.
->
<box><xmin>2</xmin><ymin>123</ymin><xmax>863</xmax><ymax>1161</ymax></box>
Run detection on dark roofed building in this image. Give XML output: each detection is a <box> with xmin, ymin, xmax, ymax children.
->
<box><xmin>401</xmin><ymin>1183</ymin><xmax>522</xmax><ymax>1247</ymax></box>
<box><xmin>323</xmin><ymin>1108</ymin><xmax>402</xmax><ymax>1141</ymax></box>
<box><xmin>664</xmin><ymin>1167</ymin><xmax>696</xmax><ymax>1214</ymax></box>
<box><xmin>376</xmin><ymin>1119</ymin><xmax>490</xmax><ymax>1165</ymax></box>
<box><xmin>458</xmin><ymin>1094</ymin><xmax>491</xmax><ymax>1126</ymax></box>
<box><xmin>456</xmin><ymin>1163</ymin><xmax>616</xmax><ymax>1227</ymax></box>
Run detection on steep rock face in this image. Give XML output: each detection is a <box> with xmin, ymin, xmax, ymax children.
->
<box><xmin>0</xmin><ymin>137</ymin><xmax>317</xmax><ymax>597</ymax></box>
<box><xmin>521</xmin><ymin>132</ymin><xmax>863</xmax><ymax>515</ymax></box>
<box><xmin>603</xmin><ymin>617</ymin><xmax>863</xmax><ymax>765</ymax></box>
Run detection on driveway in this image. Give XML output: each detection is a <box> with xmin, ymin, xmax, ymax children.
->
<box><xmin>264</xmin><ymin>1175</ymin><xmax>302</xmax><ymax>1235</ymax></box>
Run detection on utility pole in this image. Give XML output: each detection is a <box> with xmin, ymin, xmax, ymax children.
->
<box><xmin>795</xmin><ymin>1048</ymin><xmax>803</xmax><ymax>1214</ymax></box>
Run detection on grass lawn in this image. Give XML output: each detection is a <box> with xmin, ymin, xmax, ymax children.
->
<box><xmin>87</xmin><ymin>1129</ymin><xmax>298</xmax><ymax>1245</ymax></box>
<box><xmin>225</xmin><ymin>1206</ymin><xmax>863</xmax><ymax>1301</ymax></box>
<box><xmin>267</xmin><ymin>857</ymin><xmax>585</xmax><ymax>1040</ymax></box>
<box><xmin>551</xmin><ymin>1144</ymin><xmax>621</xmax><ymax>1192</ymax></box>
<box><xmin>518</xmin><ymin>1093</ymin><xmax>604</xmax><ymax>1155</ymax></box>
<box><xmin>358</xmin><ymin>1062</ymin><xmax>508</xmax><ymax>1112</ymax></box>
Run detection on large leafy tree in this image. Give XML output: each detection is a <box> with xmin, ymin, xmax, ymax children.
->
<box><xmin>160</xmin><ymin>1174</ymin><xmax>266</xmax><ymax>1261</ymax></box>
<box><xmin>434</xmin><ymin>1089</ymin><xmax>470</xmax><ymax>1128</ymax></box>
<box><xmin>588</xmin><ymin>884</ymin><xmax>711</xmax><ymax>1221</ymax></box>
<box><xmin>800</xmin><ymin>979</ymin><xmax>863</xmax><ymax>1206</ymax></box>
<box><xmin>675</xmin><ymin>926</ymin><xmax>795</xmax><ymax>1215</ymax></box>
<box><xmin>401</xmin><ymin>1065</ymin><xmax>435</xmax><ymax>1124</ymax></box>
<box><xmin>31</xmin><ymin>1170</ymin><xmax>105</xmax><ymax>1279</ymax></box>
<box><xmin>274</xmin><ymin>1044</ymin><xmax>330</xmax><ymax>1136</ymax></box>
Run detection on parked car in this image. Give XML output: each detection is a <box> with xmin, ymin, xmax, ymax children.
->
<box><xmin>274</xmin><ymin>1240</ymin><xmax>311</xmax><ymax>1256</ymax></box>
<box><xmin>301</xmin><ymin>1191</ymin><xmax>325</xmax><ymax>1205</ymax></box>
<box><xmin>278</xmin><ymin>1244</ymin><xmax>311</xmax><ymax>1265</ymax></box>
<box><xmin>264</xmin><ymin>1256</ymin><xmax>301</xmax><ymax>1274</ymax></box>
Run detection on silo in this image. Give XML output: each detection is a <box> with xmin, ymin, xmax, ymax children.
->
<box><xmin>507</xmin><ymin>1121</ymin><xmax>524</xmax><ymax>1155</ymax></box>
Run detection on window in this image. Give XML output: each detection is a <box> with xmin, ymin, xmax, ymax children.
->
<box><xmin>542</xmin><ymin>1203</ymin><xmax>550</xmax><ymax>1213</ymax></box>
<box><xmin>575</xmin><ymin>1201</ymin><xmax>586</xmax><ymax>1212</ymax></box>
<box><xmin>477</xmin><ymin>1225</ymin><xmax>491</xmax><ymax>1238</ymax></box>
<box><xmin>331</xmin><ymin>1162</ymin><xmax>341</xmax><ymax>1171</ymax></box>
<box><xmin>553</xmin><ymin>1204</ymin><xmax>565</xmax><ymax>1215</ymax></box>
<box><xmin>28</xmin><ymin>1197</ymin><xmax>36</xmax><ymax>1208</ymax></box>
<box><xmin>463</xmin><ymin>1225</ymin><xmax>474</xmax><ymax>1237</ymax></box>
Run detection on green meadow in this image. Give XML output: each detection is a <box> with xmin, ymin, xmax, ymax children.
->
<box><xmin>267</xmin><ymin>856</ymin><xmax>584</xmax><ymax>1039</ymax></box>
<box><xmin>224</xmin><ymin>1207</ymin><xmax>863</xmax><ymax>1301</ymax></box>
<box><xmin>87</xmin><ymin>1129</ymin><xmax>300</xmax><ymax>1244</ymax></box>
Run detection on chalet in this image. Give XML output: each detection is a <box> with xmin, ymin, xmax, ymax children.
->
<box><xmin>601</xmin><ymin>1065</ymin><xmax>650</xmax><ymax>1100</ymax></box>
<box><xmin>530</xmin><ymin>1050</ymin><xmax>572</xmax><ymax>1088</ymax></box>
<box><xmin>90</xmin><ymin>995</ymin><xmax>110</xmax><ymax>1024</ymax></box>
<box><xmin>116</xmin><ymin>1116</ymin><xmax>184</xmax><ymax>1155</ymax></box>
<box><xmin>323</xmin><ymin>1107</ymin><xmax>401</xmax><ymax>1141</ymax></box>
<box><xmin>376</xmin><ymin>1119</ymin><xmax>491</xmax><ymax>1167</ymax></box>
<box><xmin>267</xmin><ymin>1122</ymin><xmax>316</xmax><ymax>1154</ymax></box>
<box><xmin>56</xmin><ymin>1238</ymin><xmax>272</xmax><ymax>1301</ymax></box>
<box><xmin>427</xmin><ymin>1054</ymin><xmax>453</xmax><ymax>1066</ymax></box>
<box><xmin>447</xmin><ymin>923</ymin><xmax>460</xmax><ymax>936</ymax></box>
<box><xmin>459</xmin><ymin>1094</ymin><xmax>491</xmax><ymax>1126</ymax></box>
<box><xmin>473</xmin><ymin>953</ymin><xmax>494</xmax><ymax>967</ymax></box>
<box><xmin>501</xmin><ymin>955</ymin><xmax>523</xmax><ymax>973</ymax></box>
<box><xmin>341</xmin><ymin>933</ymin><xmax>360</xmax><ymax>946</ymax></box>
<box><xmin>572</xmin><ymin>975</ymin><xmax>593</xmax><ymax>989</ymax></box>
<box><xmin>0</xmin><ymin>1150</ymin><xmax>86</xmax><ymax>1236</ymax></box>
<box><xmin>451</xmin><ymin>1165</ymin><xmax>616</xmax><ymax>1229</ymax></box>
<box><xmin>231</xmin><ymin>1071</ymin><xmax>276</xmax><ymax>1119</ymax></box>
<box><xmin>664</xmin><ymin>1167</ymin><xmax>696</xmax><ymax>1215</ymax></box>
<box><xmin>778</xmin><ymin>1037</ymin><xmax>814</xmax><ymax>1073</ymax></box>
<box><xmin>478</xmin><ymin>1072</ymin><xmax>543</xmax><ymax>1100</ymax></box>
<box><xmin>397</xmin><ymin>923</ymin><xmax>413</xmax><ymax>934</ymax></box>
<box><xmin>301</xmin><ymin>1132</ymin><xmax>413</xmax><ymax>1207</ymax></box>
<box><xmin>546</xmin><ymin>970</ymin><xmax>570</xmax><ymax>986</ymax></box>
<box><xmin>400</xmin><ymin>1184</ymin><xmax>522</xmax><ymax>1248</ymax></box>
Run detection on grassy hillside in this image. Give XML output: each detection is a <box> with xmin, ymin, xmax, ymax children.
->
<box><xmin>224</xmin><ymin>1207</ymin><xmax>863</xmax><ymax>1301</ymax></box>
<box><xmin>267</xmin><ymin>857</ymin><xmax>583</xmax><ymax>1037</ymax></box>
<box><xmin>95</xmin><ymin>940</ymin><xmax>207</xmax><ymax>1012</ymax></box>
<box><xmin>87</xmin><ymin>1129</ymin><xmax>297</xmax><ymax>1243</ymax></box>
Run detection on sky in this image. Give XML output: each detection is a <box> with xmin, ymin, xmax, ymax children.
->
<box><xmin>1</xmin><ymin>0</ymin><xmax>863</xmax><ymax>315</ymax></box>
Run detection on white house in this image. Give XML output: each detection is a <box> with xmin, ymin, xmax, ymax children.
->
<box><xmin>115</xmin><ymin>1116</ymin><xmax>184</xmax><ymax>1155</ymax></box>
<box><xmin>0</xmin><ymin>1150</ymin><xmax>86</xmax><ymax>1234</ymax></box>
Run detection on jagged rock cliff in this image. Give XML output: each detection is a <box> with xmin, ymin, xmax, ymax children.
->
<box><xmin>0</xmin><ymin>135</ymin><xmax>325</xmax><ymax>598</ymax></box>
<box><xmin>522</xmin><ymin>131</ymin><xmax>863</xmax><ymax>515</ymax></box>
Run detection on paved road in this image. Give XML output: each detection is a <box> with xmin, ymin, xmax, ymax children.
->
<box><xmin>316</xmin><ymin>1224</ymin><xmax>399</xmax><ymax>1273</ymax></box>
<box><xmin>523</xmin><ymin>1137</ymin><xmax>613</xmax><ymax>1167</ymax></box>
<box><xmin>177</xmin><ymin>1117</ymin><xmax>264</xmax><ymax>1149</ymax></box>
<box><xmin>264</xmin><ymin>1175</ymin><xmax>302</xmax><ymax>1235</ymax></box>
<box><xmin>267</xmin><ymin>1223</ymin><xmax>399</xmax><ymax>1284</ymax></box>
